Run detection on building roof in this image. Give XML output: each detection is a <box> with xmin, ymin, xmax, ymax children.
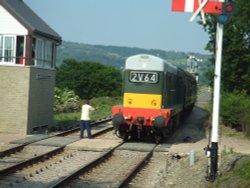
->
<box><xmin>0</xmin><ymin>0</ymin><xmax>61</xmax><ymax>43</ymax></box>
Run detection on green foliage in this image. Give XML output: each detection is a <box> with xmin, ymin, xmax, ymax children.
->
<box><xmin>54</xmin><ymin>96</ymin><xmax>122</xmax><ymax>126</ymax></box>
<box><xmin>56</xmin><ymin>42</ymin><xmax>195</xmax><ymax>68</ymax></box>
<box><xmin>220</xmin><ymin>91</ymin><xmax>250</xmax><ymax>136</ymax></box>
<box><xmin>235</xmin><ymin>160</ymin><xmax>250</xmax><ymax>180</ymax></box>
<box><xmin>56</xmin><ymin>41</ymin><xmax>211</xmax><ymax>85</ymax></box>
<box><xmin>56</xmin><ymin>59</ymin><xmax>122</xmax><ymax>99</ymax></box>
<box><xmin>54</xmin><ymin>112</ymin><xmax>80</xmax><ymax>127</ymax></box>
<box><xmin>215</xmin><ymin>157</ymin><xmax>250</xmax><ymax>188</ymax></box>
<box><xmin>89</xmin><ymin>96</ymin><xmax>122</xmax><ymax>120</ymax></box>
<box><xmin>201</xmin><ymin>0</ymin><xmax>250</xmax><ymax>94</ymax></box>
<box><xmin>54</xmin><ymin>87</ymin><xmax>81</xmax><ymax>113</ymax></box>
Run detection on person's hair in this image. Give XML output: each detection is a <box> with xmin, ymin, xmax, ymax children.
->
<box><xmin>83</xmin><ymin>99</ymin><xmax>89</xmax><ymax>105</ymax></box>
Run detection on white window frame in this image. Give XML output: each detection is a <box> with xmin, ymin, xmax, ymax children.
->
<box><xmin>0</xmin><ymin>35</ymin><xmax>16</xmax><ymax>64</ymax></box>
<box><xmin>0</xmin><ymin>35</ymin><xmax>3</xmax><ymax>62</ymax></box>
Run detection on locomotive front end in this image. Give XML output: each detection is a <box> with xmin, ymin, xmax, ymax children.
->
<box><xmin>112</xmin><ymin>54</ymin><xmax>171</xmax><ymax>141</ymax></box>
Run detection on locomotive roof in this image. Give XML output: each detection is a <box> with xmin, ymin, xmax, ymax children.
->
<box><xmin>125</xmin><ymin>54</ymin><xmax>177</xmax><ymax>73</ymax></box>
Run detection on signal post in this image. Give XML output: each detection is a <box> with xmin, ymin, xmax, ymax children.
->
<box><xmin>171</xmin><ymin>0</ymin><xmax>234</xmax><ymax>181</ymax></box>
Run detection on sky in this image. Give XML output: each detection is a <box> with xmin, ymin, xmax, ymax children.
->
<box><xmin>24</xmin><ymin>0</ymin><xmax>210</xmax><ymax>54</ymax></box>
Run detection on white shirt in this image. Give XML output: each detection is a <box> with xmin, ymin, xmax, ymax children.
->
<box><xmin>81</xmin><ymin>104</ymin><xmax>95</xmax><ymax>120</ymax></box>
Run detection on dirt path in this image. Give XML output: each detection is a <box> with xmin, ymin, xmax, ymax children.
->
<box><xmin>158</xmin><ymin>106</ymin><xmax>250</xmax><ymax>188</ymax></box>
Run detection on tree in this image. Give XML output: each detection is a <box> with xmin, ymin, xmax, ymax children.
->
<box><xmin>56</xmin><ymin>59</ymin><xmax>122</xmax><ymax>99</ymax></box>
<box><xmin>202</xmin><ymin>0</ymin><xmax>250</xmax><ymax>94</ymax></box>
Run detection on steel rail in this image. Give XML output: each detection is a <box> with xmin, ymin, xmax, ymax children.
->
<box><xmin>0</xmin><ymin>146</ymin><xmax>64</xmax><ymax>176</ymax></box>
<box><xmin>0</xmin><ymin>145</ymin><xmax>25</xmax><ymax>158</ymax></box>
<box><xmin>0</xmin><ymin>121</ymin><xmax>114</xmax><ymax>177</ymax></box>
<box><xmin>116</xmin><ymin>145</ymin><xmax>156</xmax><ymax>188</ymax></box>
<box><xmin>0</xmin><ymin>116</ymin><xmax>112</xmax><ymax>158</ymax></box>
<box><xmin>49</xmin><ymin>144</ymin><xmax>156</xmax><ymax>188</ymax></box>
<box><xmin>50</xmin><ymin>142</ymin><xmax>124</xmax><ymax>188</ymax></box>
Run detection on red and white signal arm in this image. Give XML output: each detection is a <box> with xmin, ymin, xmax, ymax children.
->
<box><xmin>172</xmin><ymin>0</ymin><xmax>223</xmax><ymax>14</ymax></box>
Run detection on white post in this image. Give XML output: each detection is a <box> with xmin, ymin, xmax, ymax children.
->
<box><xmin>212</xmin><ymin>23</ymin><xmax>223</xmax><ymax>143</ymax></box>
<box><xmin>209</xmin><ymin>22</ymin><xmax>224</xmax><ymax>181</ymax></box>
<box><xmin>190</xmin><ymin>150</ymin><xmax>195</xmax><ymax>166</ymax></box>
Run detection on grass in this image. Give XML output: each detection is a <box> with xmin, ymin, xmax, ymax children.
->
<box><xmin>215</xmin><ymin>156</ymin><xmax>250</xmax><ymax>188</ymax></box>
<box><xmin>54</xmin><ymin>96</ymin><xmax>122</xmax><ymax>126</ymax></box>
<box><xmin>54</xmin><ymin>112</ymin><xmax>80</xmax><ymax>124</ymax></box>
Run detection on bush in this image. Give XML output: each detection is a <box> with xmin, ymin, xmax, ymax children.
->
<box><xmin>89</xmin><ymin>96</ymin><xmax>122</xmax><ymax>119</ymax></box>
<box><xmin>54</xmin><ymin>96</ymin><xmax>122</xmax><ymax>127</ymax></box>
<box><xmin>220</xmin><ymin>91</ymin><xmax>250</xmax><ymax>137</ymax></box>
<box><xmin>54</xmin><ymin>87</ymin><xmax>81</xmax><ymax>113</ymax></box>
<box><xmin>56</xmin><ymin>59</ymin><xmax>122</xmax><ymax>99</ymax></box>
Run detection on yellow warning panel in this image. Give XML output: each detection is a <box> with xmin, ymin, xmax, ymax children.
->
<box><xmin>123</xmin><ymin>93</ymin><xmax>162</xmax><ymax>109</ymax></box>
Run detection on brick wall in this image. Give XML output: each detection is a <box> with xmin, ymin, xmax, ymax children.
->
<box><xmin>0</xmin><ymin>65</ymin><xmax>55</xmax><ymax>135</ymax></box>
<box><xmin>27</xmin><ymin>67</ymin><xmax>55</xmax><ymax>134</ymax></box>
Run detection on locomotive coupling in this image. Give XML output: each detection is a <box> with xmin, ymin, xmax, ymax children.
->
<box><xmin>136</xmin><ymin>117</ymin><xmax>144</xmax><ymax>124</ymax></box>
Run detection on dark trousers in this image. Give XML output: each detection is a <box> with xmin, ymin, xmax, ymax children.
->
<box><xmin>80</xmin><ymin>120</ymin><xmax>91</xmax><ymax>139</ymax></box>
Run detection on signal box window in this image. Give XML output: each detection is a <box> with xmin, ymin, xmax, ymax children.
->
<box><xmin>0</xmin><ymin>35</ymin><xmax>24</xmax><ymax>64</ymax></box>
<box><xmin>16</xmin><ymin>36</ymin><xmax>24</xmax><ymax>65</ymax></box>
<box><xmin>4</xmin><ymin>36</ymin><xmax>15</xmax><ymax>63</ymax></box>
<box><xmin>32</xmin><ymin>37</ymin><xmax>54</xmax><ymax>68</ymax></box>
<box><xmin>0</xmin><ymin>35</ymin><xmax>15</xmax><ymax>63</ymax></box>
<box><xmin>0</xmin><ymin>35</ymin><xmax>2</xmax><ymax>62</ymax></box>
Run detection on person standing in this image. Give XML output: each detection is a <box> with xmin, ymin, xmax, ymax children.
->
<box><xmin>80</xmin><ymin>100</ymin><xmax>95</xmax><ymax>139</ymax></box>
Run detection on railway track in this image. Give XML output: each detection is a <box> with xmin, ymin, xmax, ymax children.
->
<box><xmin>0</xmin><ymin>132</ymin><xmax>165</xmax><ymax>188</ymax></box>
<box><xmin>0</xmin><ymin>116</ymin><xmax>172</xmax><ymax>188</ymax></box>
<box><xmin>54</xmin><ymin>143</ymin><xmax>156</xmax><ymax>188</ymax></box>
<box><xmin>0</xmin><ymin>116</ymin><xmax>112</xmax><ymax>158</ymax></box>
<box><xmin>0</xmin><ymin>146</ymin><xmax>114</xmax><ymax>188</ymax></box>
<box><xmin>1</xmin><ymin>141</ymin><xmax>156</xmax><ymax>188</ymax></box>
<box><xmin>0</xmin><ymin>117</ymin><xmax>113</xmax><ymax>177</ymax></box>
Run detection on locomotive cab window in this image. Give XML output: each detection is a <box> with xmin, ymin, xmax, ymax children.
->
<box><xmin>129</xmin><ymin>71</ymin><xmax>159</xmax><ymax>83</ymax></box>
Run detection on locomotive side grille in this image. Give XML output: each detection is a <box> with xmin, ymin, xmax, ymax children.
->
<box><xmin>123</xmin><ymin>93</ymin><xmax>162</xmax><ymax>109</ymax></box>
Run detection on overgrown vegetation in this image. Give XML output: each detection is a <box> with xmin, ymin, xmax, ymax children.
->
<box><xmin>214</xmin><ymin>155</ymin><xmax>250</xmax><ymax>188</ymax></box>
<box><xmin>54</xmin><ymin>95</ymin><xmax>122</xmax><ymax>127</ymax></box>
<box><xmin>56</xmin><ymin>59</ymin><xmax>122</xmax><ymax>99</ymax></box>
<box><xmin>202</xmin><ymin>0</ymin><xmax>250</xmax><ymax>95</ymax></box>
<box><xmin>220</xmin><ymin>92</ymin><xmax>250</xmax><ymax>138</ymax></box>
<box><xmin>54</xmin><ymin>59</ymin><xmax>123</xmax><ymax>126</ymax></box>
<box><xmin>89</xmin><ymin>96</ymin><xmax>122</xmax><ymax>120</ymax></box>
<box><xmin>54</xmin><ymin>87</ymin><xmax>81</xmax><ymax>113</ymax></box>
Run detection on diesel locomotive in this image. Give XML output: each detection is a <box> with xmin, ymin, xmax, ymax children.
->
<box><xmin>112</xmin><ymin>54</ymin><xmax>197</xmax><ymax>143</ymax></box>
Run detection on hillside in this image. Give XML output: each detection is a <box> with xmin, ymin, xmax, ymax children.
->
<box><xmin>56</xmin><ymin>41</ymin><xmax>212</xmax><ymax>84</ymax></box>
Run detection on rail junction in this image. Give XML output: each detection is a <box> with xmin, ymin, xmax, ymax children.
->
<box><xmin>0</xmin><ymin>116</ymin><xmax>171</xmax><ymax>188</ymax></box>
